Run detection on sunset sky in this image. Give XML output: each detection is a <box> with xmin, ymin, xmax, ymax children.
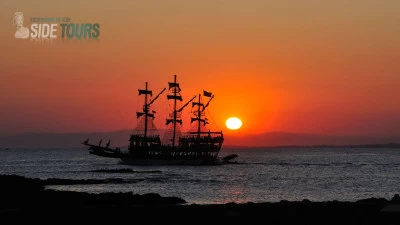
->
<box><xmin>0</xmin><ymin>0</ymin><xmax>399</xmax><ymax>138</ymax></box>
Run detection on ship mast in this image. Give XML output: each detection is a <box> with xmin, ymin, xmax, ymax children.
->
<box><xmin>166</xmin><ymin>75</ymin><xmax>193</xmax><ymax>148</ymax></box>
<box><xmin>196</xmin><ymin>94</ymin><xmax>202</xmax><ymax>139</ymax></box>
<box><xmin>191</xmin><ymin>95</ymin><xmax>205</xmax><ymax>140</ymax></box>
<box><xmin>172</xmin><ymin>75</ymin><xmax>179</xmax><ymax>147</ymax></box>
<box><xmin>191</xmin><ymin>92</ymin><xmax>214</xmax><ymax>140</ymax></box>
<box><xmin>137</xmin><ymin>82</ymin><xmax>166</xmax><ymax>138</ymax></box>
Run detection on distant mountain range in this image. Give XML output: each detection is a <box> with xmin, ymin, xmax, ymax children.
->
<box><xmin>0</xmin><ymin>130</ymin><xmax>399</xmax><ymax>148</ymax></box>
<box><xmin>223</xmin><ymin>132</ymin><xmax>400</xmax><ymax>147</ymax></box>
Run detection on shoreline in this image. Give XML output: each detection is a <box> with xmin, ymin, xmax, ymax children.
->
<box><xmin>1</xmin><ymin>175</ymin><xmax>399</xmax><ymax>224</ymax></box>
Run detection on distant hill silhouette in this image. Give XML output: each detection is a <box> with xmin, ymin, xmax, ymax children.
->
<box><xmin>0</xmin><ymin>130</ymin><xmax>132</xmax><ymax>148</ymax></box>
<box><xmin>223</xmin><ymin>131</ymin><xmax>400</xmax><ymax>147</ymax></box>
<box><xmin>0</xmin><ymin>130</ymin><xmax>399</xmax><ymax>148</ymax></box>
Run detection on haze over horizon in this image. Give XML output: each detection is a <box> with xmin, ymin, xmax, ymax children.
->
<box><xmin>1</xmin><ymin>1</ymin><xmax>400</xmax><ymax>142</ymax></box>
<box><xmin>1</xmin><ymin>129</ymin><xmax>399</xmax><ymax>148</ymax></box>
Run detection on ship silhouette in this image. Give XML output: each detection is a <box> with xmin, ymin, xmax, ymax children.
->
<box><xmin>82</xmin><ymin>75</ymin><xmax>237</xmax><ymax>165</ymax></box>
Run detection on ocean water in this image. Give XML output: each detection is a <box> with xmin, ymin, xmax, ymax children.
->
<box><xmin>0</xmin><ymin>147</ymin><xmax>399</xmax><ymax>204</ymax></box>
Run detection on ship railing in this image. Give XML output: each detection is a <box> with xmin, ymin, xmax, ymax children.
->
<box><xmin>179</xmin><ymin>135</ymin><xmax>223</xmax><ymax>143</ymax></box>
<box><xmin>130</xmin><ymin>134</ymin><xmax>161</xmax><ymax>143</ymax></box>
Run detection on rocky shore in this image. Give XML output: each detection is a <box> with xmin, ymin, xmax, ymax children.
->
<box><xmin>0</xmin><ymin>175</ymin><xmax>399</xmax><ymax>224</ymax></box>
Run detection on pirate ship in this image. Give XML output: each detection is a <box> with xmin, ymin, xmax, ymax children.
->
<box><xmin>82</xmin><ymin>75</ymin><xmax>237</xmax><ymax>165</ymax></box>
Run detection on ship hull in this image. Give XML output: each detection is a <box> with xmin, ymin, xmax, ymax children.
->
<box><xmin>119</xmin><ymin>157</ymin><xmax>218</xmax><ymax>165</ymax></box>
<box><xmin>84</xmin><ymin>143</ymin><xmax>222</xmax><ymax>165</ymax></box>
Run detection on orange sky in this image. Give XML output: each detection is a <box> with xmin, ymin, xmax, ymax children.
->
<box><xmin>0</xmin><ymin>0</ymin><xmax>399</xmax><ymax>137</ymax></box>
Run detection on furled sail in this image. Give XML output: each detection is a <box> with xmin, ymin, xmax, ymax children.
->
<box><xmin>138</xmin><ymin>89</ymin><xmax>152</xmax><ymax>96</ymax></box>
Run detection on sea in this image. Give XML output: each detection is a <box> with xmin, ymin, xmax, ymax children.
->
<box><xmin>0</xmin><ymin>147</ymin><xmax>399</xmax><ymax>204</ymax></box>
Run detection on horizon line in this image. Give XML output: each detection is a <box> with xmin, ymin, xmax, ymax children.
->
<box><xmin>1</xmin><ymin>129</ymin><xmax>399</xmax><ymax>138</ymax></box>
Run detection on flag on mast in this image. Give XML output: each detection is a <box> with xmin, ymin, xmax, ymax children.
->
<box><xmin>203</xmin><ymin>90</ymin><xmax>212</xmax><ymax>97</ymax></box>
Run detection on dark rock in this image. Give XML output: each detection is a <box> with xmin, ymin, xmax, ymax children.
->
<box><xmin>93</xmin><ymin>168</ymin><xmax>134</xmax><ymax>173</ymax></box>
<box><xmin>391</xmin><ymin>194</ymin><xmax>400</xmax><ymax>203</ymax></box>
<box><xmin>1</xmin><ymin>175</ymin><xmax>399</xmax><ymax>225</ymax></box>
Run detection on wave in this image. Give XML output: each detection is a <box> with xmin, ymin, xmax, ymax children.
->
<box><xmin>43</xmin><ymin>177</ymin><xmax>145</xmax><ymax>185</ymax></box>
<box><xmin>91</xmin><ymin>168</ymin><xmax>162</xmax><ymax>174</ymax></box>
<box><xmin>236</xmin><ymin>162</ymin><xmax>397</xmax><ymax>167</ymax></box>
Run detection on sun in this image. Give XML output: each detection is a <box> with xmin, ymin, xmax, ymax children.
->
<box><xmin>225</xmin><ymin>117</ymin><xmax>242</xmax><ymax>130</ymax></box>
